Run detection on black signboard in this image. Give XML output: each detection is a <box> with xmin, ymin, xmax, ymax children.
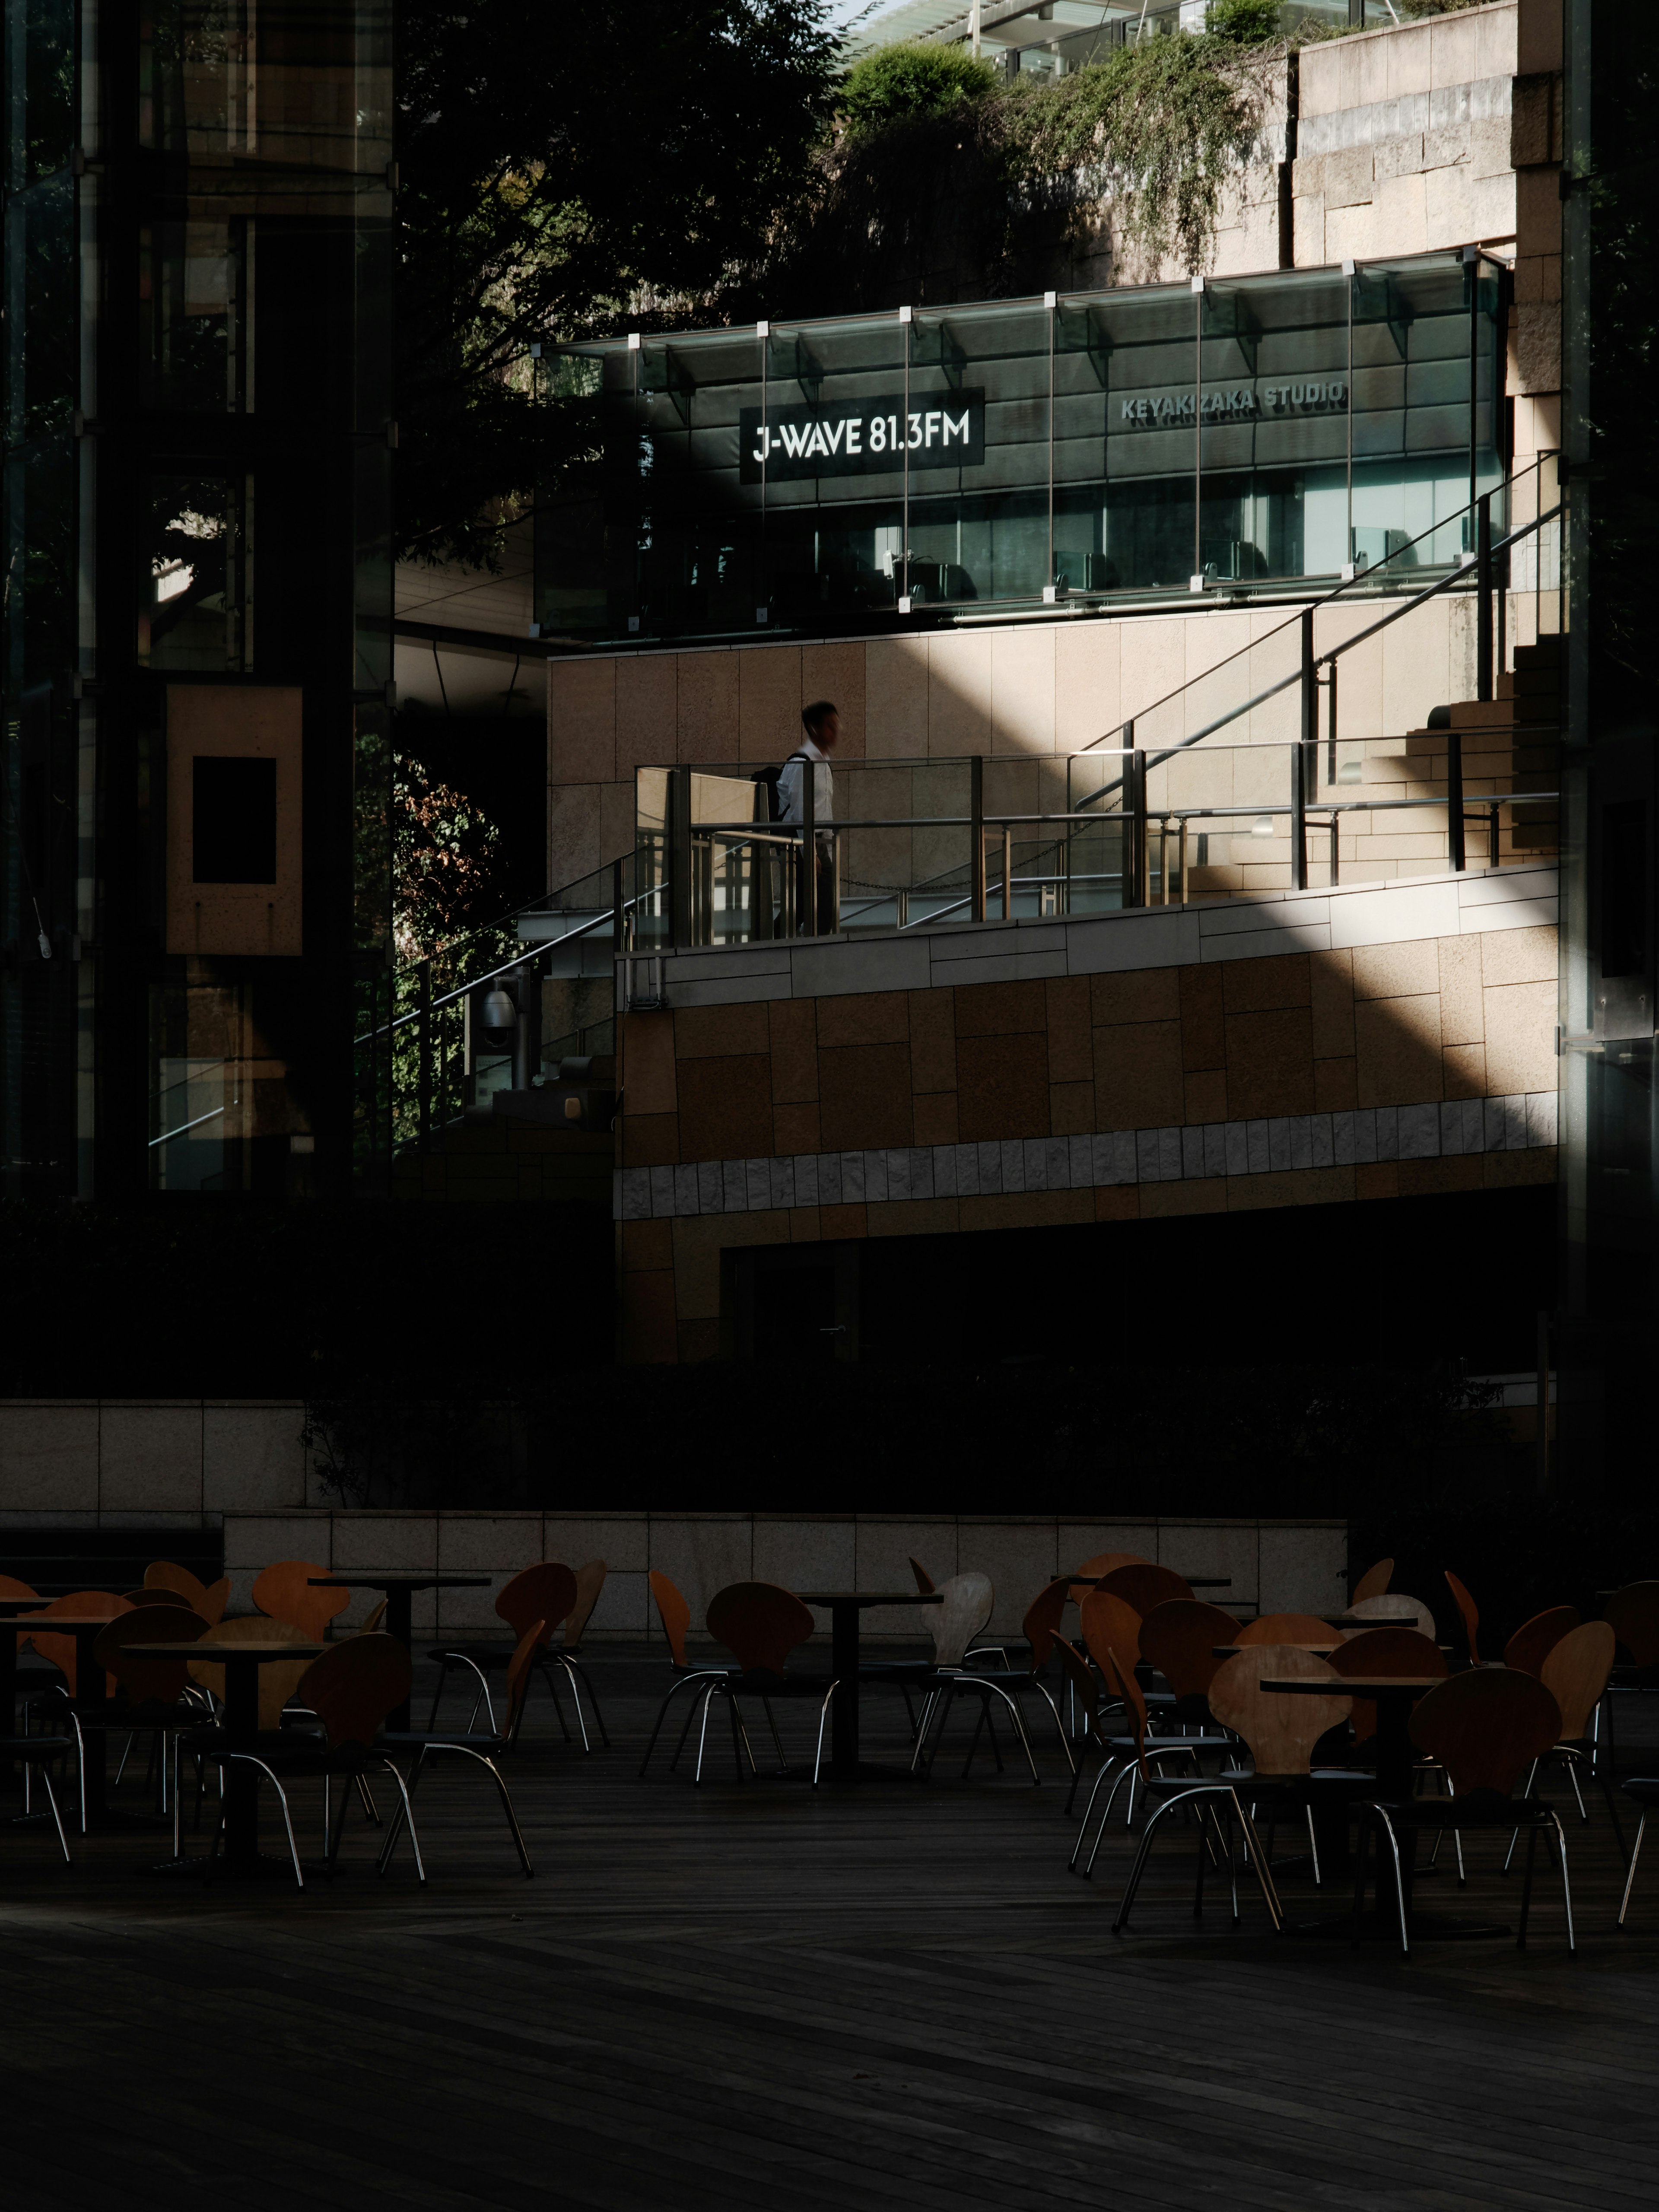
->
<box><xmin>739</xmin><ymin>388</ymin><xmax>985</xmax><ymax>483</ymax></box>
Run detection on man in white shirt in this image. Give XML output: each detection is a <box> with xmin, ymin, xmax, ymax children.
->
<box><xmin>777</xmin><ymin>700</ymin><xmax>839</xmax><ymax>933</ymax></box>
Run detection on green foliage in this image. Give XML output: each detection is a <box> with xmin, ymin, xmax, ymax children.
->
<box><xmin>392</xmin><ymin>755</ymin><xmax>505</xmax><ymax>963</ymax></box>
<box><xmin>839</xmin><ymin>41</ymin><xmax>998</xmax><ymax>137</ymax></box>
<box><xmin>396</xmin><ymin>1</ymin><xmax>839</xmax><ymax>566</ymax></box>
<box><xmin>1205</xmin><ymin>0</ymin><xmax>1282</xmax><ymax>44</ymax></box>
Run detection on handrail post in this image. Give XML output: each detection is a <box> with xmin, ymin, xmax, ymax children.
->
<box><xmin>1002</xmin><ymin>823</ymin><xmax>1014</xmax><ymax>921</ymax></box>
<box><xmin>670</xmin><ymin>763</ymin><xmax>692</xmax><ymax>948</ymax></box>
<box><xmin>1447</xmin><ymin>725</ymin><xmax>1466</xmax><ymax>872</ymax></box>
<box><xmin>1295</xmin><ymin>610</ymin><xmax>1313</xmax><ymax>892</ymax></box>
<box><xmin>1122</xmin><ymin>728</ymin><xmax>1145</xmax><ymax>909</ymax></box>
<box><xmin>1476</xmin><ymin>491</ymin><xmax>1493</xmax><ymax>702</ymax></box>
<box><xmin>970</xmin><ymin>754</ymin><xmax>985</xmax><ymax>922</ymax></box>
<box><xmin>417</xmin><ymin>960</ymin><xmax>431</xmax><ymax>1153</ymax></box>
<box><xmin>612</xmin><ymin>855</ymin><xmax>626</xmax><ymax>958</ymax></box>
<box><xmin>800</xmin><ymin>749</ymin><xmax>816</xmax><ymax>934</ymax></box>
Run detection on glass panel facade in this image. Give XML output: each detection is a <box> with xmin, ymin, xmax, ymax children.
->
<box><xmin>537</xmin><ymin>254</ymin><xmax>1505</xmax><ymax>647</ymax></box>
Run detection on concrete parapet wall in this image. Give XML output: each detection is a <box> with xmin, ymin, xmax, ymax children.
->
<box><xmin>214</xmin><ymin>1509</ymin><xmax>1348</xmax><ymax>1642</ymax></box>
<box><xmin>0</xmin><ymin>1400</ymin><xmax>308</xmax><ymax>1525</ymax></box>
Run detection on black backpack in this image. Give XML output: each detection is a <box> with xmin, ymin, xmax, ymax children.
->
<box><xmin>751</xmin><ymin>749</ymin><xmax>810</xmax><ymax>823</ymax></box>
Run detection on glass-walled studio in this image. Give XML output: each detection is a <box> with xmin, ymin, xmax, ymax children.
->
<box><xmin>534</xmin><ymin>253</ymin><xmax>1505</xmax><ymax>647</ymax></box>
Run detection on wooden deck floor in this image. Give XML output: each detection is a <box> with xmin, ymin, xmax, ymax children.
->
<box><xmin>5</xmin><ymin>1649</ymin><xmax>1658</xmax><ymax>2209</ymax></box>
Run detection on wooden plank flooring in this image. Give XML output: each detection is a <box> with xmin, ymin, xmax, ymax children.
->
<box><xmin>5</xmin><ymin>1649</ymin><xmax>1659</xmax><ymax>2209</ymax></box>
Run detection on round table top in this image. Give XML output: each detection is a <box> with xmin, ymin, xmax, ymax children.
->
<box><xmin>136</xmin><ymin>1641</ymin><xmax>324</xmax><ymax>1662</ymax></box>
<box><xmin>1215</xmin><ymin>1643</ymin><xmax>1341</xmax><ymax>1656</ymax></box>
<box><xmin>13</xmin><ymin>1616</ymin><xmax>121</xmax><ymax>1631</ymax></box>
<box><xmin>307</xmin><ymin>1575</ymin><xmax>489</xmax><ymax>1590</ymax></box>
<box><xmin>1261</xmin><ymin>1675</ymin><xmax>1443</xmax><ymax>1696</ymax></box>
<box><xmin>798</xmin><ymin>1590</ymin><xmax>943</xmax><ymax>1608</ymax></box>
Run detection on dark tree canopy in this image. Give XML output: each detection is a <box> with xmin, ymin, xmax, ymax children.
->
<box><xmin>396</xmin><ymin>0</ymin><xmax>838</xmax><ymax>566</ymax></box>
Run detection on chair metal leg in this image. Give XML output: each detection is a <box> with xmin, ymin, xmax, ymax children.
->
<box><xmin>35</xmin><ymin>1765</ymin><xmax>70</xmax><ymax>1862</ymax></box>
<box><xmin>114</xmin><ymin>1731</ymin><xmax>136</xmax><ymax>1787</ymax></box>
<box><xmin>1600</xmin><ymin>1774</ymin><xmax>1629</xmax><ymax>1867</ymax></box>
<box><xmin>638</xmin><ymin>1674</ymin><xmax>701</xmax><ymax>1778</ymax></box>
<box><xmin>565</xmin><ymin>1657</ymin><xmax>610</xmax><ymax>1749</ymax></box>
<box><xmin>761</xmin><ymin>1696</ymin><xmax>789</xmax><ymax>1775</ymax></box>
<box><xmin>812</xmin><ymin>1683</ymin><xmax>838</xmax><ymax>1786</ymax></box>
<box><xmin>1068</xmin><ymin>1754</ymin><xmax>1119</xmax><ymax>1872</ymax></box>
<box><xmin>1552</xmin><ymin>1812</ymin><xmax>1574</xmax><ymax>1953</ymax></box>
<box><xmin>1305</xmin><ymin>1802</ymin><xmax>1322</xmax><ymax>1888</ymax></box>
<box><xmin>228</xmin><ymin>1754</ymin><xmax>304</xmax><ymax>1889</ymax></box>
<box><xmin>374</xmin><ymin>1758</ymin><xmax>428</xmax><ymax>1884</ymax></box>
<box><xmin>693</xmin><ymin>1685</ymin><xmax>717</xmax><ymax>1786</ymax></box>
<box><xmin>1618</xmin><ymin>1808</ymin><xmax>1647</xmax><ymax>1927</ymax></box>
<box><xmin>1370</xmin><ymin>1806</ymin><xmax>1409</xmax><ymax>1957</ymax></box>
<box><xmin>981</xmin><ymin>1683</ymin><xmax>1041</xmax><ymax>1785</ymax></box>
<box><xmin>426</xmin><ymin>1656</ymin><xmax>452</xmax><ymax>1729</ymax></box>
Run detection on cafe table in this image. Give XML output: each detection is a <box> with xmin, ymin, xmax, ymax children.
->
<box><xmin>1261</xmin><ymin>1673</ymin><xmax>1507</xmax><ymax>1939</ymax></box>
<box><xmin>1</xmin><ymin>1596</ymin><xmax>50</xmax><ymax>1784</ymax></box>
<box><xmin>796</xmin><ymin>1590</ymin><xmax>942</xmax><ymax>1785</ymax></box>
<box><xmin>134</xmin><ymin>1639</ymin><xmax>324</xmax><ymax>1873</ymax></box>
<box><xmin>309</xmin><ymin>1575</ymin><xmax>489</xmax><ymax>1729</ymax></box>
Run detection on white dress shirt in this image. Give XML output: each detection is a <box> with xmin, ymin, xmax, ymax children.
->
<box><xmin>776</xmin><ymin>735</ymin><xmax>833</xmax><ymax>829</ymax></box>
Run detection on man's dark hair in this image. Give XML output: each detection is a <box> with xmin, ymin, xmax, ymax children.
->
<box><xmin>801</xmin><ymin>699</ymin><xmax>837</xmax><ymax>735</ymax></box>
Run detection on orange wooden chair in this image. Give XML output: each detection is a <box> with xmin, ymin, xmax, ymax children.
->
<box><xmin>1098</xmin><ymin>1646</ymin><xmax>1289</xmax><ymax>1933</ymax></box>
<box><xmin>544</xmin><ymin>1560</ymin><xmax>611</xmax><ymax>1748</ymax></box>
<box><xmin>1136</xmin><ymin>1599</ymin><xmax>1244</xmax><ymax>1722</ymax></box>
<box><xmin>1354</xmin><ymin>1667</ymin><xmax>1571</xmax><ymax>1956</ymax></box>
<box><xmin>94</xmin><ymin>1605</ymin><xmax>210</xmax><ymax>1853</ymax></box>
<box><xmin>20</xmin><ymin>1591</ymin><xmax>133</xmax><ymax>1702</ymax></box>
<box><xmin>1235</xmin><ymin>1611</ymin><xmax>1341</xmax><ymax>1646</ymax></box>
<box><xmin>144</xmin><ymin>1561</ymin><xmax>230</xmax><ymax>1625</ymax></box>
<box><xmin>1065</xmin><ymin>1628</ymin><xmax>1233</xmax><ymax>1862</ymax></box>
<box><xmin>908</xmin><ymin>1556</ymin><xmax>936</xmax><ymax>1594</ymax></box>
<box><xmin>426</xmin><ymin>1561</ymin><xmax>582</xmax><ymax>1742</ymax></box>
<box><xmin>377</xmin><ymin>1625</ymin><xmax>540</xmax><ymax>1879</ymax></box>
<box><xmin>253</xmin><ymin>1561</ymin><xmax>351</xmax><ymax>1643</ymax></box>
<box><xmin>638</xmin><ymin>1569</ymin><xmax>742</xmax><ymax>1778</ymax></box>
<box><xmin>1504</xmin><ymin>1605</ymin><xmax>1580</xmax><ymax>1678</ymax></box>
<box><xmin>1500</xmin><ymin>1622</ymin><xmax>1624</xmax><ymax>1872</ymax></box>
<box><xmin>690</xmin><ymin>1582</ymin><xmax>839</xmax><ymax>1788</ymax></box>
<box><xmin>190</xmin><ymin>1632</ymin><xmax>426</xmax><ymax>1890</ymax></box>
<box><xmin>1351</xmin><ymin>1557</ymin><xmax>1394</xmax><ymax>1602</ymax></box>
<box><xmin>1096</xmin><ymin>1563</ymin><xmax>1195</xmax><ymax>1617</ymax></box>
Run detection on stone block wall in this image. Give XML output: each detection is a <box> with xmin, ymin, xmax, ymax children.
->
<box><xmin>616</xmin><ymin>864</ymin><xmax>1557</xmax><ymax>1361</ymax></box>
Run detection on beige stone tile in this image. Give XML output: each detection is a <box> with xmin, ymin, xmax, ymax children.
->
<box><xmin>1096</xmin><ymin>1018</ymin><xmax>1185</xmax><ymax>1128</ymax></box>
<box><xmin>434</xmin><ymin>1514</ymin><xmax>546</xmax><ymax>1572</ymax></box>
<box><xmin>1351</xmin><ymin>940</ymin><xmax>1440</xmax><ymax>1001</ymax></box>
<box><xmin>1055</xmin><ymin>622</ymin><xmax>1120</xmax><ymax>753</ymax></box>
<box><xmin>548</xmin><ymin>781</ymin><xmax>601</xmax><ymax>886</ymax></box>
<box><xmin>616</xmin><ymin>654</ymin><xmax>679</xmax><ymax>770</ymax></box>
<box><xmin>990</xmin><ymin>626</ymin><xmax>1056</xmax><ymax>757</ymax></box>
<box><xmin>803</xmin><ymin>641</ymin><xmax>867</xmax><ymax>760</ymax></box>
<box><xmin>1443</xmin><ymin>1042</ymin><xmax>1487</xmax><ymax>1099</ymax></box>
<box><xmin>677</xmin><ymin>653</ymin><xmax>741</xmax><ymax>763</ymax></box>
<box><xmin>99</xmin><ymin>1405</ymin><xmax>203</xmax><ymax>1514</ymax></box>
<box><xmin>546</xmin><ymin>1516</ymin><xmax>651</xmax><ymax>1574</ymax></box>
<box><xmin>1483</xmin><ymin>979</ymin><xmax>1557</xmax><ymax>1094</ymax></box>
<box><xmin>755</xmin><ymin>1519</ymin><xmax>855</xmax><ymax>1603</ymax></box>
<box><xmin>1090</xmin><ymin>967</ymin><xmax>1180</xmax><ymax>1025</ymax></box>
<box><xmin>1119</xmin><ymin>614</ymin><xmax>1187</xmax><ymax>728</ymax></box>
<box><xmin>1310</xmin><ymin>950</ymin><xmax>1355</xmax><ymax>1058</ymax></box>
<box><xmin>864</xmin><ymin>637</ymin><xmax>930</xmax><ymax>760</ymax></box>
<box><xmin>622</xmin><ymin>1010</ymin><xmax>677</xmax><ymax>1115</ymax></box>
<box><xmin>1259</xmin><ymin>1525</ymin><xmax>1347</xmax><ymax>1615</ymax></box>
<box><xmin>586</xmin><ymin>1569</ymin><xmax>650</xmax><ymax>1639</ymax></box>
<box><xmin>928</xmin><ymin>632</ymin><xmax>993</xmax><ymax>757</ymax></box>
<box><xmin>1478</xmin><ymin>922</ymin><xmax>1557</xmax><ymax>988</ymax></box>
<box><xmin>738</xmin><ymin>645</ymin><xmax>804</xmax><ymax>763</ymax></box>
<box><xmin>0</xmin><ymin>1403</ymin><xmax>99</xmax><ymax>1513</ymax></box>
<box><xmin>1437</xmin><ymin>933</ymin><xmax>1484</xmax><ymax>1044</ymax></box>
<box><xmin>1158</xmin><ymin>1524</ymin><xmax>1258</xmax><ymax>1609</ymax></box>
<box><xmin>956</xmin><ymin>1523</ymin><xmax>1061</xmax><ymax>1635</ymax></box>
<box><xmin>855</xmin><ymin>1519</ymin><xmax>958</xmax><ymax>1624</ymax></box>
<box><xmin>1354</xmin><ymin>993</ymin><xmax>1443</xmax><ymax>1106</ymax></box>
<box><xmin>203</xmin><ymin>1405</ymin><xmax>306</xmax><ymax>1513</ymax></box>
<box><xmin>646</xmin><ymin>1517</ymin><xmax>754</xmax><ymax>1638</ymax></box>
<box><xmin>548</xmin><ymin>658</ymin><xmax>616</xmax><ymax>785</ymax></box>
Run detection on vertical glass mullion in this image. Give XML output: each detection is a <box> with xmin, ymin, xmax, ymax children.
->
<box><xmin>757</xmin><ymin>320</ymin><xmax>768</xmax><ymax>621</ymax></box>
<box><xmin>1345</xmin><ymin>257</ymin><xmax>1355</xmax><ymax>574</ymax></box>
<box><xmin>1192</xmin><ymin>276</ymin><xmax>1203</xmax><ymax>588</ymax></box>
<box><xmin>900</xmin><ymin>303</ymin><xmax>910</xmax><ymax>608</ymax></box>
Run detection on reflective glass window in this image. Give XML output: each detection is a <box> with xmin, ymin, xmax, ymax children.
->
<box><xmin>140</xmin><ymin>474</ymin><xmax>253</xmax><ymax>670</ymax></box>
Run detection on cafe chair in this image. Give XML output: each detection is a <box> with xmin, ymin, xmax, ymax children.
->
<box><xmin>425</xmin><ymin>1561</ymin><xmax>584</xmax><ymax>1742</ymax></box>
<box><xmin>1136</xmin><ymin>1599</ymin><xmax>1244</xmax><ymax>1727</ymax></box>
<box><xmin>1101</xmin><ymin>1648</ymin><xmax>1285</xmax><ymax>1935</ymax></box>
<box><xmin>1351</xmin><ymin>1557</ymin><xmax>1394</xmax><ymax>1602</ymax></box>
<box><xmin>905</xmin><ymin>1576</ymin><xmax>1062</xmax><ymax>1785</ymax></box>
<box><xmin>688</xmin><ymin>1583</ymin><xmax>839</xmax><ymax>1788</ymax></box>
<box><xmin>1443</xmin><ymin>1570</ymin><xmax>1482</xmax><ymax>1665</ymax></box>
<box><xmin>908</xmin><ymin>1557</ymin><xmax>936</xmax><ymax>1593</ymax></box>
<box><xmin>1353</xmin><ymin>1667</ymin><xmax>1573</xmax><ymax>1958</ymax></box>
<box><xmin>1616</xmin><ymin>1771</ymin><xmax>1659</xmax><ymax>1926</ymax></box>
<box><xmin>378</xmin><ymin>1624</ymin><xmax>540</xmax><ymax>1879</ymax></box>
<box><xmin>1341</xmin><ymin>1593</ymin><xmax>1438</xmax><ymax>1640</ymax></box>
<box><xmin>1198</xmin><ymin>1644</ymin><xmax>1370</xmax><ymax>1891</ymax></box>
<box><xmin>1095</xmin><ymin>1563</ymin><xmax>1195</xmax><ymax>1616</ymax></box>
<box><xmin>1074</xmin><ymin>1592</ymin><xmax>1195</xmax><ymax>1823</ymax></box>
<box><xmin>197</xmin><ymin>1632</ymin><xmax>426</xmax><ymax>1891</ymax></box>
<box><xmin>1067</xmin><ymin>1630</ymin><xmax>1233</xmax><ymax>1866</ymax></box>
<box><xmin>0</xmin><ymin>1725</ymin><xmax>75</xmax><ymax>1861</ymax></box>
<box><xmin>1328</xmin><ymin>1626</ymin><xmax>1460</xmax><ymax>1877</ymax></box>
<box><xmin>638</xmin><ymin>1570</ymin><xmax>743</xmax><ymax>1779</ymax></box>
<box><xmin>1503</xmin><ymin>1605</ymin><xmax>1580</xmax><ymax>1678</ymax></box>
<box><xmin>91</xmin><ymin>1606</ymin><xmax>211</xmax><ymax>1852</ymax></box>
<box><xmin>541</xmin><ymin>1560</ymin><xmax>610</xmax><ymax>1750</ymax></box>
<box><xmin>20</xmin><ymin>1590</ymin><xmax>133</xmax><ymax>1703</ymax></box>
<box><xmin>253</xmin><ymin>1560</ymin><xmax>351</xmax><ymax>1643</ymax></box>
<box><xmin>120</xmin><ymin>1588</ymin><xmax>190</xmax><ymax>1608</ymax></box>
<box><xmin>1599</xmin><ymin>1582</ymin><xmax>1659</xmax><ymax>1777</ymax></box>
<box><xmin>1502</xmin><ymin>1622</ymin><xmax>1624</xmax><ymax>1870</ymax></box>
<box><xmin>144</xmin><ymin>1561</ymin><xmax>230</xmax><ymax>1626</ymax></box>
<box><xmin>1234</xmin><ymin>1611</ymin><xmax>1341</xmax><ymax>1646</ymax></box>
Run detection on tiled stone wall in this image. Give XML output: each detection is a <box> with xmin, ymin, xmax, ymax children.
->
<box><xmin>617</xmin><ymin>866</ymin><xmax>1557</xmax><ymax>1360</ymax></box>
<box><xmin>0</xmin><ymin>1401</ymin><xmax>307</xmax><ymax>1525</ymax></box>
<box><xmin>218</xmin><ymin>1510</ymin><xmax>1349</xmax><ymax>1640</ymax></box>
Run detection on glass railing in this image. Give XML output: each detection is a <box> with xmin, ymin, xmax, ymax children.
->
<box><xmin>370</xmin><ymin>454</ymin><xmax>1562</xmax><ymax>1158</ymax></box>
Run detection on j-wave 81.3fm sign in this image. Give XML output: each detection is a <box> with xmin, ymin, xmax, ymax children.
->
<box><xmin>739</xmin><ymin>390</ymin><xmax>985</xmax><ymax>483</ymax></box>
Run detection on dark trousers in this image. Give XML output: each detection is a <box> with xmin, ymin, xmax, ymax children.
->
<box><xmin>796</xmin><ymin>836</ymin><xmax>838</xmax><ymax>934</ymax></box>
